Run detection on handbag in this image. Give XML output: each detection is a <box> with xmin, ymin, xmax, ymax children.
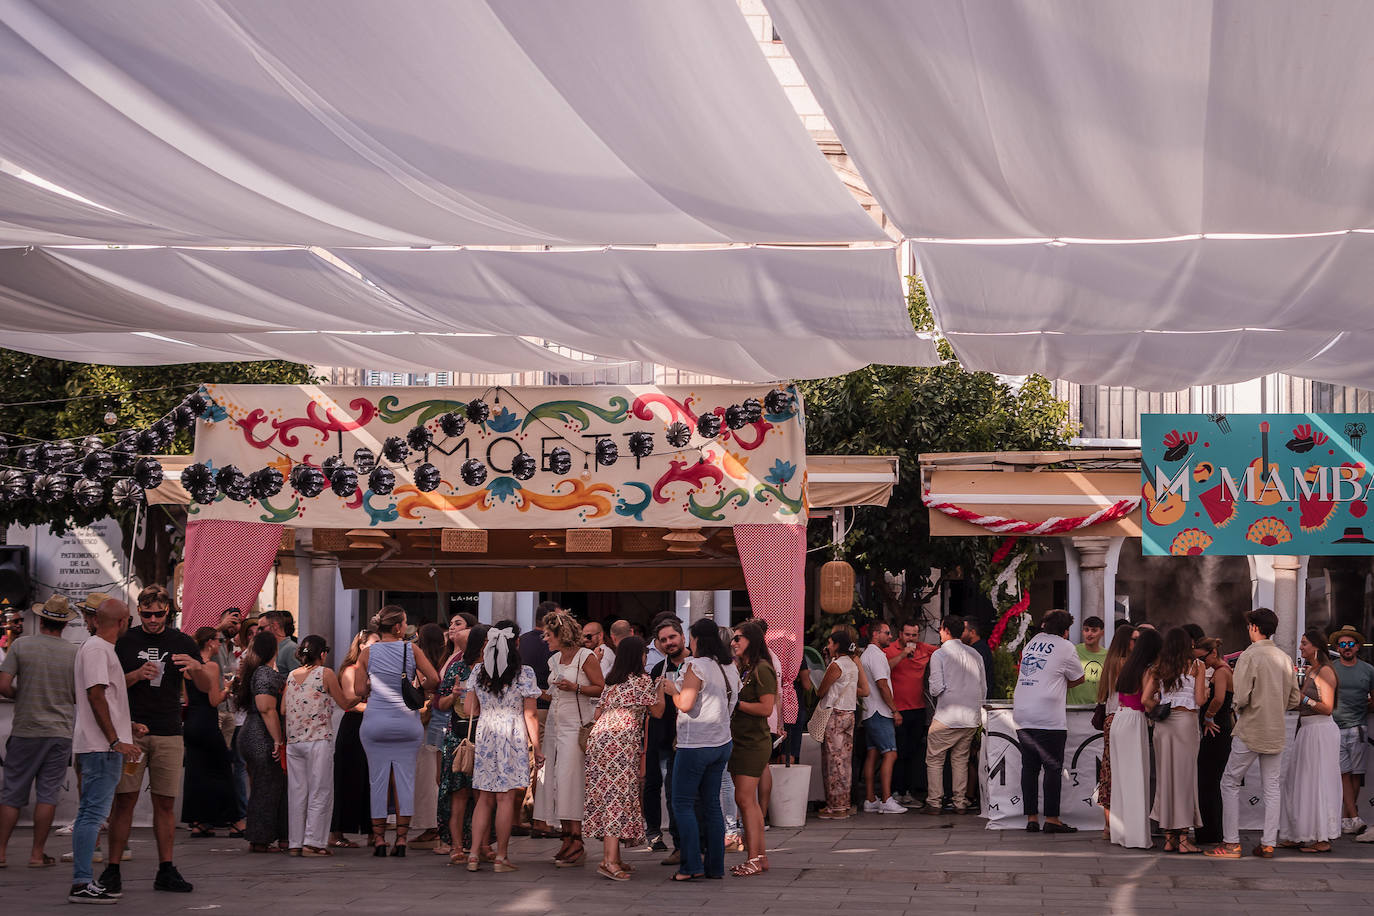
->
<box><xmin>806</xmin><ymin>658</ymin><xmax>838</xmax><ymax>743</ymax></box>
<box><xmin>1090</xmin><ymin>702</ymin><xmax>1107</xmax><ymax>732</ymax></box>
<box><xmin>399</xmin><ymin>642</ymin><xmax>425</xmax><ymax>711</ymax></box>
<box><xmin>452</xmin><ymin>714</ymin><xmax>476</xmax><ymax>775</ymax></box>
<box><xmin>575</xmin><ymin>661</ymin><xmax>594</xmax><ymax>751</ymax></box>
<box><xmin>1146</xmin><ymin>702</ymin><xmax>1173</xmax><ymax>722</ymax></box>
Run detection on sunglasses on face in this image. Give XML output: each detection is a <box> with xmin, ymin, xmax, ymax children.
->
<box><xmin>140</xmin><ymin>609</ymin><xmax>168</xmax><ymax>619</ymax></box>
<box><xmin>1337</xmin><ymin>640</ymin><xmax>1358</xmax><ymax>648</ymax></box>
<box><xmin>730</xmin><ymin>635</ymin><xmax>744</xmax><ymax>643</ymax></box>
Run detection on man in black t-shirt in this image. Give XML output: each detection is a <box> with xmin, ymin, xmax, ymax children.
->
<box><xmin>645</xmin><ymin>612</ymin><xmax>688</xmax><ymax>861</ymax></box>
<box><xmin>102</xmin><ymin>585</ymin><xmax>214</xmax><ymax>896</ymax></box>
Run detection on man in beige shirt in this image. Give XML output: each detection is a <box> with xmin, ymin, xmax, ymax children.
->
<box><xmin>1206</xmin><ymin>607</ymin><xmax>1300</xmax><ymax>859</ymax></box>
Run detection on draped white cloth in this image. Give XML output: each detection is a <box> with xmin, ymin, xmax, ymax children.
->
<box><xmin>0</xmin><ymin>0</ymin><xmax>881</xmax><ymax>247</ymax></box>
<box><xmin>0</xmin><ymin>246</ymin><xmax>933</xmax><ymax>379</ymax></box>
<box><xmin>916</xmin><ymin>235</ymin><xmax>1374</xmax><ymax>390</ymax></box>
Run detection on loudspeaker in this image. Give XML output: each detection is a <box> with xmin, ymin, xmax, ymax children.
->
<box><xmin>0</xmin><ymin>546</ymin><xmax>31</xmax><ymax>609</ymax></box>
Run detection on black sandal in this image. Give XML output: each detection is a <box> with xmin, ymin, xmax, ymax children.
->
<box><xmin>189</xmin><ymin>825</ymin><xmax>216</xmax><ymax>839</ymax></box>
<box><xmin>371</xmin><ymin>823</ymin><xmax>389</xmax><ymax>857</ymax></box>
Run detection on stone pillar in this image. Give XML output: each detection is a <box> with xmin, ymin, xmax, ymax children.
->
<box><xmin>1271</xmin><ymin>555</ymin><xmax>1304</xmax><ymax>658</ymax></box>
<box><xmin>488</xmin><ymin>592</ymin><xmax>516</xmax><ymax>625</ymax></box>
<box><xmin>713</xmin><ymin>589</ymin><xmax>733</xmax><ymax>625</ymax></box>
<box><xmin>676</xmin><ymin>591</ymin><xmax>695</xmax><ymax>625</ymax></box>
<box><xmin>1071</xmin><ymin>536</ymin><xmax>1125</xmax><ymax>645</ymax></box>
<box><xmin>515</xmin><ymin>592</ymin><xmax>536</xmax><ymax>632</ymax></box>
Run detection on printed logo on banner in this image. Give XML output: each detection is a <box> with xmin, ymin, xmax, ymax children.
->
<box><xmin>1142</xmin><ymin>413</ymin><xmax>1374</xmax><ymax>555</ymax></box>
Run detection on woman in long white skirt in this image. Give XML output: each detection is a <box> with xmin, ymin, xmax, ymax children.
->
<box><xmin>1279</xmin><ymin>628</ymin><xmax>1341</xmax><ymax>853</ymax></box>
<box><xmin>1109</xmin><ymin>629</ymin><xmax>1161</xmax><ymax>849</ymax></box>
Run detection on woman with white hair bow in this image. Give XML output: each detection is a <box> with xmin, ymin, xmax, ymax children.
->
<box><xmin>463</xmin><ymin>622</ymin><xmax>542</xmax><ymax>873</ymax></box>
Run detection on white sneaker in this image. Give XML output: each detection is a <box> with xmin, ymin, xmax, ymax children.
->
<box><xmin>1341</xmin><ymin>817</ymin><xmax>1357</xmax><ymax>834</ymax></box>
<box><xmin>862</xmin><ymin>799</ymin><xmax>882</xmax><ymax>813</ymax></box>
<box><xmin>61</xmin><ymin>850</ymin><xmax>103</xmax><ymax>863</ymax></box>
<box><xmin>1354</xmin><ymin>826</ymin><xmax>1374</xmax><ymax>843</ymax></box>
<box><xmin>55</xmin><ymin>823</ymin><xmax>74</xmax><ymax>836</ymax></box>
<box><xmin>879</xmin><ymin>797</ymin><xmax>907</xmax><ymax>814</ymax></box>
<box><xmin>1351</xmin><ymin>817</ymin><xmax>1368</xmax><ymax>834</ymax></box>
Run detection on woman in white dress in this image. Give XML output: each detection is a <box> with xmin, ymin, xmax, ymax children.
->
<box><xmin>1109</xmin><ymin>628</ymin><xmax>1161</xmax><ymax>849</ymax></box>
<box><xmin>1146</xmin><ymin>627</ymin><xmax>1207</xmax><ymax>853</ymax></box>
<box><xmin>1278</xmin><ymin>627</ymin><xmax>1341</xmax><ymax>853</ymax></box>
<box><xmin>533</xmin><ymin>612</ymin><xmax>604</xmax><ymax>867</ymax></box>
<box><xmin>814</xmin><ymin>625</ymin><xmax>869</xmax><ymax>819</ymax></box>
<box><xmin>464</xmin><ymin>623</ymin><xmax>542</xmax><ymax>873</ymax></box>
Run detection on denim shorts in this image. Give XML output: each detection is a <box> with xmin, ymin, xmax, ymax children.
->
<box><xmin>864</xmin><ymin>712</ymin><xmax>897</xmax><ymax>753</ymax></box>
<box><xmin>1339</xmin><ymin>726</ymin><xmax>1368</xmax><ymax>774</ymax></box>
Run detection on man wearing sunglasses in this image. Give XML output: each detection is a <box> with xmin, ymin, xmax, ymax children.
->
<box><xmin>102</xmin><ymin>585</ymin><xmax>213</xmax><ymax>896</ymax></box>
<box><xmin>1328</xmin><ymin>626</ymin><xmax>1374</xmax><ymax>838</ymax></box>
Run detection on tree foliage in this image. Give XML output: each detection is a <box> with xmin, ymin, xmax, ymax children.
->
<box><xmin>798</xmin><ymin>279</ymin><xmax>1076</xmax><ymax>622</ymax></box>
<box><xmin>0</xmin><ymin>349</ymin><xmax>319</xmax><ymax>531</ymax></box>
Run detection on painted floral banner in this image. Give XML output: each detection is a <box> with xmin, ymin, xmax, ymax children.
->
<box><xmin>1142</xmin><ymin>413</ymin><xmax>1374</xmax><ymax>556</ymax></box>
<box><xmin>191</xmin><ymin>384</ymin><xmax>806</xmax><ymax>529</ymax></box>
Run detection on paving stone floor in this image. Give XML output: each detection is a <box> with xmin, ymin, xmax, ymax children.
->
<box><xmin>2</xmin><ymin>815</ymin><xmax>1372</xmax><ymax>914</ymax></box>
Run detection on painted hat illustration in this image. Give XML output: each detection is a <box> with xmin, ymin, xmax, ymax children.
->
<box><xmin>1162</xmin><ymin>429</ymin><xmax>1198</xmax><ymax>462</ymax></box>
<box><xmin>1286</xmin><ymin>423</ymin><xmax>1328</xmax><ymax>454</ymax></box>
<box><xmin>1333</xmin><ymin>526</ymin><xmax>1374</xmax><ymax>544</ymax></box>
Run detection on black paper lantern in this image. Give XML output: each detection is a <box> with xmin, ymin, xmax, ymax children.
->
<box><xmin>72</xmin><ymin>478</ymin><xmax>104</xmax><ymax>509</ymax></box>
<box><xmin>111</xmin><ymin>433</ymin><xmax>138</xmax><ymax>471</ymax></box>
<box><xmin>330</xmin><ymin>466</ymin><xmax>359</xmax><ymax>498</ymax></box>
<box><xmin>290</xmin><ymin>464</ymin><xmax>325</xmax><ymax>498</ymax></box>
<box><xmin>16</xmin><ymin>446</ymin><xmax>36</xmax><ymax>470</ymax></box>
<box><xmin>696</xmin><ymin>413</ymin><xmax>722</xmax><ymax>439</ymax></box>
<box><xmin>665</xmin><ymin>422</ymin><xmax>692</xmax><ymax>449</ymax></box>
<box><xmin>1</xmin><ymin>470</ymin><xmax>31</xmax><ymax>502</ymax></box>
<box><xmin>368</xmin><ymin>466</ymin><xmax>396</xmax><ymax>495</ymax></box>
<box><xmin>81</xmin><ymin>435</ymin><xmax>105</xmax><ymax>453</ymax></box>
<box><xmin>36</xmin><ymin>442</ymin><xmax>76</xmax><ymax>472</ymax></box>
<box><xmin>628</xmin><ymin>432</ymin><xmax>654</xmax><ymax>458</ymax></box>
<box><xmin>132</xmin><ymin>457</ymin><xmax>164</xmax><ymax>490</ymax></box>
<box><xmin>172</xmin><ymin>404</ymin><xmax>197</xmax><ymax>430</ymax></box>
<box><xmin>406</xmin><ymin>425</ymin><xmax>433</xmax><ymax>451</ymax></box>
<box><xmin>466</xmin><ymin>399</ymin><xmax>490</xmax><ymax>425</ymax></box>
<box><xmin>414</xmin><ymin>462</ymin><xmax>442</xmax><ymax>492</ymax></box>
<box><xmin>184</xmin><ymin>392</ymin><xmax>210</xmax><ymax>418</ymax></box>
<box><xmin>33</xmin><ymin>474</ymin><xmax>68</xmax><ymax>503</ymax></box>
<box><xmin>0</xmin><ymin>435</ymin><xmax>7</xmax><ymax>463</ymax></box>
<box><xmin>511</xmin><ymin>452</ymin><xmax>537</xmax><ymax>480</ymax></box>
<box><xmin>352</xmin><ymin>447</ymin><xmax>376</xmax><ymax>475</ymax></box>
<box><xmin>460</xmin><ymin>459</ymin><xmax>488</xmax><ymax>488</ymax></box>
<box><xmin>136</xmin><ymin>428</ymin><xmax>165</xmax><ymax>455</ymax></box>
<box><xmin>216</xmin><ymin>465</ymin><xmax>250</xmax><ymax>501</ymax></box>
<box><xmin>81</xmin><ymin>449</ymin><xmax>114</xmax><ymax>481</ymax></box>
<box><xmin>381</xmin><ymin>436</ymin><xmax>409</xmax><ymax>463</ymax></box>
<box><xmin>724</xmin><ymin>405</ymin><xmax>747</xmax><ymax>430</ymax></box>
<box><xmin>189</xmin><ymin>483</ymin><xmax>217</xmax><ymax>505</ymax></box>
<box><xmin>439</xmin><ymin>412</ymin><xmax>466</xmax><ymax>438</ymax></box>
<box><xmin>764</xmin><ymin>389</ymin><xmax>794</xmax><ymax>416</ymax></box>
<box><xmin>111</xmin><ymin>478</ymin><xmax>145</xmax><ymax>509</ymax></box>
<box><xmin>548</xmin><ymin>447</ymin><xmax>572</xmax><ymax>476</ymax></box>
<box><xmin>153</xmin><ymin>417</ymin><xmax>177</xmax><ymax>443</ymax></box>
<box><xmin>595</xmin><ymin>438</ymin><xmax>619</xmax><ymax>467</ymax></box>
<box><xmin>741</xmin><ymin>398</ymin><xmax>763</xmax><ymax>424</ymax></box>
<box><xmin>321</xmin><ymin>455</ymin><xmax>345</xmax><ymax>479</ymax></box>
<box><xmin>182</xmin><ymin>462</ymin><xmax>213</xmax><ymax>494</ymax></box>
<box><xmin>249</xmin><ymin>467</ymin><xmax>284</xmax><ymax>500</ymax></box>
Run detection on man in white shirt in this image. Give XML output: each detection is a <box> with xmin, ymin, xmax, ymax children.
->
<box><xmin>860</xmin><ymin>623</ymin><xmax>905</xmax><ymax>814</ymax></box>
<box><xmin>583</xmin><ymin>619</ymin><xmax>617</xmax><ymax>677</ymax></box>
<box><xmin>1011</xmin><ymin>610</ymin><xmax>1085</xmax><ymax>834</ymax></box>
<box><xmin>68</xmin><ymin>598</ymin><xmax>145</xmax><ymax>905</ymax></box>
<box><xmin>923</xmin><ymin>615</ymin><xmax>987</xmax><ymax>815</ymax></box>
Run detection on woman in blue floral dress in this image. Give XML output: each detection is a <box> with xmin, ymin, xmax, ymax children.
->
<box><xmin>464</xmin><ymin>623</ymin><xmax>542</xmax><ymax>873</ymax></box>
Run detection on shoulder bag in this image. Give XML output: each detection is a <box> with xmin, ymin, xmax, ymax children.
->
<box><xmin>1090</xmin><ymin>702</ymin><xmax>1107</xmax><ymax>732</ymax></box>
<box><xmin>452</xmin><ymin>713</ymin><xmax>476</xmax><ymax>775</ymax></box>
<box><xmin>575</xmin><ymin>654</ymin><xmax>594</xmax><ymax>751</ymax></box>
<box><xmin>807</xmin><ymin>659</ymin><xmax>841</xmax><ymax>743</ymax></box>
<box><xmin>399</xmin><ymin>642</ymin><xmax>425</xmax><ymax>711</ymax></box>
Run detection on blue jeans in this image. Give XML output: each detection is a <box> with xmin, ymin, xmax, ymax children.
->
<box><xmin>720</xmin><ymin>768</ymin><xmax>740</xmax><ymax>833</ymax></box>
<box><xmin>73</xmin><ymin>752</ymin><xmax>123</xmax><ymax>887</ymax></box>
<box><xmin>671</xmin><ymin>742</ymin><xmax>731</xmax><ymax>878</ymax></box>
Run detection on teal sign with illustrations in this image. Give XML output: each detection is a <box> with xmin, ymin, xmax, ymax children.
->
<box><xmin>1141</xmin><ymin>413</ymin><xmax>1374</xmax><ymax>556</ymax></box>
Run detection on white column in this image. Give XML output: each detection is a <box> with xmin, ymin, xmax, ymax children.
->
<box><xmin>1271</xmin><ymin>555</ymin><xmax>1304</xmax><ymax>658</ymax></box>
<box><xmin>1062</xmin><ymin>539</ymin><xmax>1083</xmax><ymax>643</ymax></box>
<box><xmin>713</xmin><ymin>589</ymin><xmax>733</xmax><ymax>625</ymax></box>
<box><xmin>675</xmin><ymin>590</ymin><xmax>693</xmax><ymax>626</ymax></box>
<box><xmin>1070</xmin><ymin>536</ymin><xmax>1125</xmax><ymax>645</ymax></box>
<box><xmin>477</xmin><ymin>591</ymin><xmax>494</xmax><ymax>625</ymax></box>
<box><xmin>1248</xmin><ymin>555</ymin><xmax>1277</xmax><ymax>610</ymax></box>
<box><xmin>332</xmin><ymin>564</ymin><xmax>357</xmax><ymax>663</ymax></box>
<box><xmin>515</xmin><ymin>591</ymin><xmax>536</xmax><ymax>632</ymax></box>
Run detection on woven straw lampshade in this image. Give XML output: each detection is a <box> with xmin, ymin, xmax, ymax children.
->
<box><xmin>819</xmin><ymin>559</ymin><xmax>855</xmax><ymax>613</ymax></box>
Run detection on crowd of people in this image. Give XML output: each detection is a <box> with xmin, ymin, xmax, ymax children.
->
<box><xmin>1</xmin><ymin>586</ymin><xmax>1371</xmax><ymax>905</ymax></box>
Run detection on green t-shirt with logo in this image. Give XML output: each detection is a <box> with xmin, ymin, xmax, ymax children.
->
<box><xmin>1067</xmin><ymin>644</ymin><xmax>1107</xmax><ymax>706</ymax></box>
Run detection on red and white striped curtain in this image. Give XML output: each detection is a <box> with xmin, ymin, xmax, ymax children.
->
<box><xmin>179</xmin><ymin>519</ymin><xmax>283</xmax><ymax>632</ymax></box>
<box><xmin>733</xmin><ymin>523</ymin><xmax>807</xmax><ymax>724</ymax></box>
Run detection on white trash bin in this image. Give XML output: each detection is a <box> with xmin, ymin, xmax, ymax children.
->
<box><xmin>767</xmin><ymin>763</ymin><xmax>812</xmax><ymax>827</ymax></box>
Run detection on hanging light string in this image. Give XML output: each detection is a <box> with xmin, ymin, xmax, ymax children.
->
<box><xmin>0</xmin><ymin>383</ymin><xmax>200</xmax><ymax>410</ymax></box>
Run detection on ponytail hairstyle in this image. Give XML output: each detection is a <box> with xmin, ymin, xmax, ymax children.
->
<box><xmin>296</xmin><ymin>634</ymin><xmax>328</xmax><ymax>667</ymax></box>
<box><xmin>688</xmin><ymin>616</ymin><xmax>732</xmax><ymax>664</ymax></box>
<box><xmin>235</xmin><ymin>630</ymin><xmax>281</xmax><ymax>709</ymax></box>
<box><xmin>827</xmin><ymin>625</ymin><xmax>861</xmax><ymax>659</ymax></box>
<box><xmin>1303</xmin><ymin>627</ymin><xmax>1332</xmax><ymax>671</ymax></box>
<box><xmin>193</xmin><ymin>626</ymin><xmax>219</xmax><ymax>653</ymax></box>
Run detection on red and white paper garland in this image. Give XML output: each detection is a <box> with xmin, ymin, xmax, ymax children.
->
<box><xmin>921</xmin><ymin>493</ymin><xmax>1140</xmax><ymax>536</ymax></box>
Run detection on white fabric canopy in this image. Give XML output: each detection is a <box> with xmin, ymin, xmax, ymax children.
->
<box><xmin>0</xmin><ymin>0</ymin><xmax>881</xmax><ymax>246</ymax></box>
<box><xmin>0</xmin><ymin>246</ymin><xmax>933</xmax><ymax>380</ymax></box>
<box><xmin>768</xmin><ymin>0</ymin><xmax>1374</xmax><ymax>240</ymax></box>
<box><xmin>917</xmin><ymin>235</ymin><xmax>1374</xmax><ymax>390</ymax></box>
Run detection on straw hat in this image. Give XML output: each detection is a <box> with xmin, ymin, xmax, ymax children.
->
<box><xmin>1329</xmin><ymin>625</ymin><xmax>1366</xmax><ymax>648</ymax></box>
<box><xmin>79</xmin><ymin>592</ymin><xmax>112</xmax><ymax>613</ymax></box>
<box><xmin>32</xmin><ymin>594</ymin><xmax>78</xmax><ymax>623</ymax></box>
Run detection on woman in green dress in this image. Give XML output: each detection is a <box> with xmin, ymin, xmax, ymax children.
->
<box><xmin>727</xmin><ymin>620</ymin><xmax>777</xmax><ymax>877</ymax></box>
<box><xmin>436</xmin><ymin>618</ymin><xmax>484</xmax><ymax>863</ymax></box>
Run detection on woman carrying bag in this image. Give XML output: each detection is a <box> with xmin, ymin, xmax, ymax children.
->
<box><xmin>814</xmin><ymin>626</ymin><xmax>869</xmax><ymax>819</ymax></box>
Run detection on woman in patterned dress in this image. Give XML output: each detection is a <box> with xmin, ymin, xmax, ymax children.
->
<box><xmin>464</xmin><ymin>622</ymin><xmax>542</xmax><ymax>873</ymax></box>
<box><xmin>235</xmin><ymin>630</ymin><xmax>288</xmax><ymax>852</ymax></box>
<box><xmin>583</xmin><ymin>637</ymin><xmax>657</xmax><ymax>881</ymax></box>
<box><xmin>436</xmin><ymin>616</ymin><xmax>482</xmax><ymax>861</ymax></box>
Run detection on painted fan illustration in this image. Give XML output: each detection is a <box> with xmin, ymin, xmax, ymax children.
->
<box><xmin>1245</xmin><ymin>516</ymin><xmax>1292</xmax><ymax>547</ymax></box>
<box><xmin>1286</xmin><ymin>423</ymin><xmax>1329</xmax><ymax>453</ymax></box>
<box><xmin>1169</xmin><ymin>529</ymin><xmax>1213</xmax><ymax>556</ymax></box>
<box><xmin>1162</xmin><ymin>429</ymin><xmax>1198</xmax><ymax>462</ymax></box>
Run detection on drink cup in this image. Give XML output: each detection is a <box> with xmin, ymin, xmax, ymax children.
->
<box><xmin>149</xmin><ymin>658</ymin><xmax>165</xmax><ymax>688</ymax></box>
<box><xmin>122</xmin><ymin>749</ymin><xmax>142</xmax><ymax>776</ymax></box>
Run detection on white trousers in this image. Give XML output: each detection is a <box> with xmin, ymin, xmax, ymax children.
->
<box><xmin>1221</xmin><ymin>736</ymin><xmax>1283</xmax><ymax>847</ymax></box>
<box><xmin>287</xmin><ymin>740</ymin><xmax>333</xmax><ymax>850</ymax></box>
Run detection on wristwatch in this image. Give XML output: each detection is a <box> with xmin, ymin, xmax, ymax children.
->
<box><xmin>108</xmin><ymin>738</ymin><xmax>119</xmax><ymax>751</ymax></box>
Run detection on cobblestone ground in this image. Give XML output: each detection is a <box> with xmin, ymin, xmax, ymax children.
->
<box><xmin>2</xmin><ymin>816</ymin><xmax>1372</xmax><ymax>914</ymax></box>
